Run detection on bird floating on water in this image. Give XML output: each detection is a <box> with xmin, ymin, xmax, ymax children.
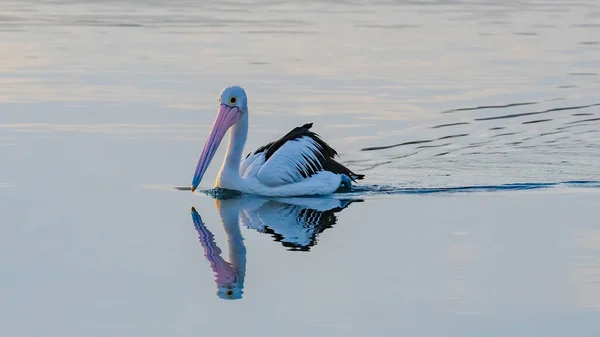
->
<box><xmin>191</xmin><ymin>85</ymin><xmax>364</xmax><ymax>197</ymax></box>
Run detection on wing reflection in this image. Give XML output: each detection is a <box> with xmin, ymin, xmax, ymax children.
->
<box><xmin>190</xmin><ymin>195</ymin><xmax>361</xmax><ymax>300</ymax></box>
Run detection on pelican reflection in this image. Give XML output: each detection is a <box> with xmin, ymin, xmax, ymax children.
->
<box><xmin>191</xmin><ymin>195</ymin><xmax>361</xmax><ymax>300</ymax></box>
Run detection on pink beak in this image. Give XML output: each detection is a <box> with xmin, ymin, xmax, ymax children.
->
<box><xmin>192</xmin><ymin>104</ymin><xmax>241</xmax><ymax>192</ymax></box>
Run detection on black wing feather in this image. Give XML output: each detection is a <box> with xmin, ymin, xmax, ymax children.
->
<box><xmin>247</xmin><ymin>123</ymin><xmax>365</xmax><ymax>181</ymax></box>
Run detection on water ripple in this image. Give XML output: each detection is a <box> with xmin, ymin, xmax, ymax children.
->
<box><xmin>474</xmin><ymin>103</ymin><xmax>600</xmax><ymax>121</ymax></box>
<box><xmin>441</xmin><ymin>101</ymin><xmax>538</xmax><ymax>114</ymax></box>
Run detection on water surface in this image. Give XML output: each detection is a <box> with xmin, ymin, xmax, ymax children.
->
<box><xmin>1</xmin><ymin>1</ymin><xmax>600</xmax><ymax>336</ymax></box>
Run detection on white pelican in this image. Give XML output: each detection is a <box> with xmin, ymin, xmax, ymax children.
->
<box><xmin>191</xmin><ymin>85</ymin><xmax>364</xmax><ymax>196</ymax></box>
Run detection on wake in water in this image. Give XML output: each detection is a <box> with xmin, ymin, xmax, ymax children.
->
<box><xmin>337</xmin><ymin>180</ymin><xmax>600</xmax><ymax>196</ymax></box>
<box><xmin>175</xmin><ymin>180</ymin><xmax>600</xmax><ymax>198</ymax></box>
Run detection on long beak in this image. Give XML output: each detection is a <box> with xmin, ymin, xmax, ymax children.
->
<box><xmin>192</xmin><ymin>104</ymin><xmax>241</xmax><ymax>192</ymax></box>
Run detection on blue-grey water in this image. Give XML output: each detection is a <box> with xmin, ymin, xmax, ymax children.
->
<box><xmin>2</xmin><ymin>1</ymin><xmax>600</xmax><ymax>336</ymax></box>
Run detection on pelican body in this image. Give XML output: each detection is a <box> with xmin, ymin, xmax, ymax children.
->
<box><xmin>191</xmin><ymin>85</ymin><xmax>364</xmax><ymax>197</ymax></box>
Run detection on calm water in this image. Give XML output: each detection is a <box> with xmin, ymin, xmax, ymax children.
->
<box><xmin>2</xmin><ymin>1</ymin><xmax>600</xmax><ymax>336</ymax></box>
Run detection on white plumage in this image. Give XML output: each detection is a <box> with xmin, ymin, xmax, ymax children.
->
<box><xmin>243</xmin><ymin>136</ymin><xmax>328</xmax><ymax>187</ymax></box>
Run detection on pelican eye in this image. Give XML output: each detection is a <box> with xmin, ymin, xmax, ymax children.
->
<box><xmin>229</xmin><ymin>97</ymin><xmax>237</xmax><ymax>105</ymax></box>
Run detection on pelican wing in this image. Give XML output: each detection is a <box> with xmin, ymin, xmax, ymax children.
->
<box><xmin>241</xmin><ymin>123</ymin><xmax>363</xmax><ymax>187</ymax></box>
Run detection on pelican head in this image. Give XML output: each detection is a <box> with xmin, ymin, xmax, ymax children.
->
<box><xmin>192</xmin><ymin>85</ymin><xmax>248</xmax><ymax>192</ymax></box>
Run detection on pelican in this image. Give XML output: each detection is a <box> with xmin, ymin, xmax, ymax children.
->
<box><xmin>191</xmin><ymin>85</ymin><xmax>364</xmax><ymax>196</ymax></box>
